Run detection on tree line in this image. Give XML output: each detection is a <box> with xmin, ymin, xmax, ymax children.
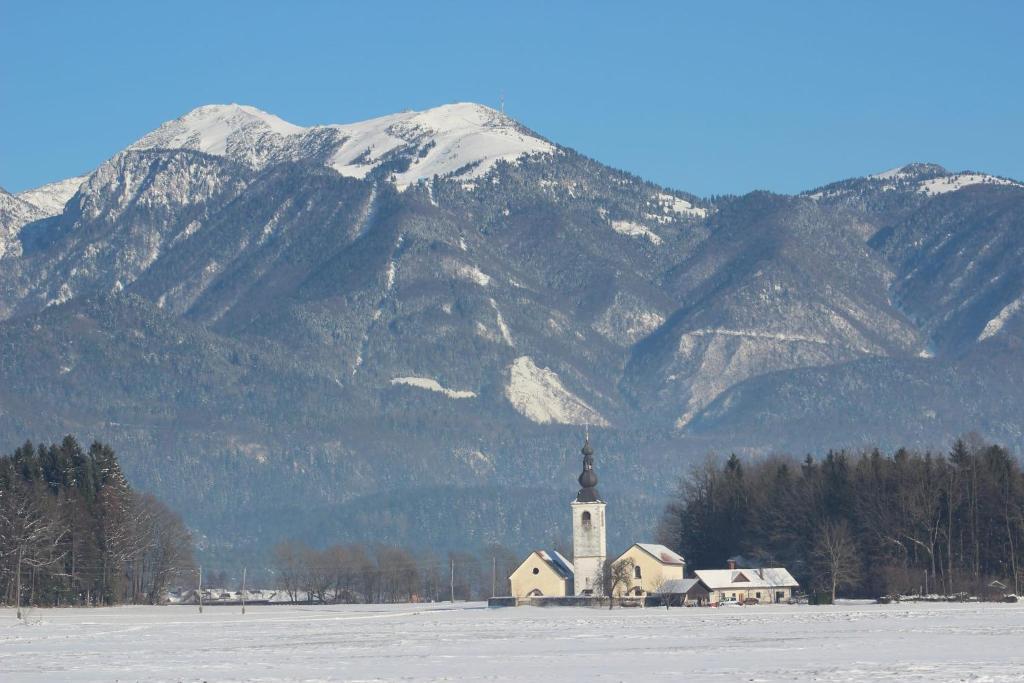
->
<box><xmin>0</xmin><ymin>436</ymin><xmax>194</xmax><ymax>613</ymax></box>
<box><xmin>270</xmin><ymin>540</ymin><xmax>521</xmax><ymax>604</ymax></box>
<box><xmin>657</xmin><ymin>436</ymin><xmax>1024</xmax><ymax>600</ymax></box>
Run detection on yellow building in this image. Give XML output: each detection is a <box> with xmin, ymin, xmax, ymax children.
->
<box><xmin>611</xmin><ymin>543</ymin><xmax>686</xmax><ymax>596</ymax></box>
<box><xmin>509</xmin><ymin>550</ymin><xmax>574</xmax><ymax>598</ymax></box>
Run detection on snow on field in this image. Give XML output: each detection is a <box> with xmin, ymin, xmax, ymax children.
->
<box><xmin>1</xmin><ymin>602</ymin><xmax>1022</xmax><ymax>681</ymax></box>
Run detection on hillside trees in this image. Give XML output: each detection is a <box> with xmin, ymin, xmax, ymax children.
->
<box><xmin>658</xmin><ymin>437</ymin><xmax>1024</xmax><ymax>598</ymax></box>
<box><xmin>0</xmin><ymin>437</ymin><xmax>194</xmax><ymax>611</ymax></box>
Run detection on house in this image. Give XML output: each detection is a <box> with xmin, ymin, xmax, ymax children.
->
<box><xmin>695</xmin><ymin>563</ymin><xmax>799</xmax><ymax>605</ymax></box>
<box><xmin>656</xmin><ymin>577</ymin><xmax>711</xmax><ymax>606</ymax></box>
<box><xmin>509</xmin><ymin>550</ymin><xmax>574</xmax><ymax>598</ymax></box>
<box><xmin>611</xmin><ymin>543</ymin><xmax>686</xmax><ymax>596</ymax></box>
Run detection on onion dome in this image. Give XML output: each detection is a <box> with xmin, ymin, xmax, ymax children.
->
<box><xmin>575</xmin><ymin>437</ymin><xmax>601</xmax><ymax>502</ymax></box>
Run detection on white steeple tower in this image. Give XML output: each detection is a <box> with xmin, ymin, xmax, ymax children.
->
<box><xmin>571</xmin><ymin>436</ymin><xmax>606</xmax><ymax>595</ymax></box>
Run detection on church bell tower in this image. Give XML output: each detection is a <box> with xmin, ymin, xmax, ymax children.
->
<box><xmin>571</xmin><ymin>436</ymin><xmax>607</xmax><ymax>595</ymax></box>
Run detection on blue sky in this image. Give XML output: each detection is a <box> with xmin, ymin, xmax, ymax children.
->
<box><xmin>2</xmin><ymin>1</ymin><xmax>1022</xmax><ymax>196</ymax></box>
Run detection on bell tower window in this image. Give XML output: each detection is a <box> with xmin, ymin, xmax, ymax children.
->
<box><xmin>582</xmin><ymin>511</ymin><xmax>592</xmax><ymax>528</ymax></box>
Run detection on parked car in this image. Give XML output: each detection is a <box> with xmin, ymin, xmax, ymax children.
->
<box><xmin>742</xmin><ymin>597</ymin><xmax>759</xmax><ymax>605</ymax></box>
<box><xmin>718</xmin><ymin>597</ymin><xmax>740</xmax><ymax>606</ymax></box>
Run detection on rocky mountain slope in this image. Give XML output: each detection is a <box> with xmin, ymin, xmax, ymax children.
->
<box><xmin>2</xmin><ymin>105</ymin><xmax>1021</xmax><ymax>562</ymax></box>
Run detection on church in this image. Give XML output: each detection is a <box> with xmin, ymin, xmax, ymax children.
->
<box><xmin>508</xmin><ymin>437</ymin><xmax>687</xmax><ymax>599</ymax></box>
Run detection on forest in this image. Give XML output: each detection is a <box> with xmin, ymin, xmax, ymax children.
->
<box><xmin>0</xmin><ymin>436</ymin><xmax>193</xmax><ymax>613</ymax></box>
<box><xmin>657</xmin><ymin>436</ymin><xmax>1024</xmax><ymax>599</ymax></box>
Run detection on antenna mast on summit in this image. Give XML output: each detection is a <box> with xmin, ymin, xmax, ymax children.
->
<box><xmin>500</xmin><ymin>91</ymin><xmax>505</xmax><ymax>115</ymax></box>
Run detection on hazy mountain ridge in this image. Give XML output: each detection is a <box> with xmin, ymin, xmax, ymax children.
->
<box><xmin>2</xmin><ymin>103</ymin><xmax>1022</xmax><ymax>561</ymax></box>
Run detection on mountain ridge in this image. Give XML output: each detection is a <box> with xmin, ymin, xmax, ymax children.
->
<box><xmin>1</xmin><ymin>102</ymin><xmax>1022</xmax><ymax>563</ymax></box>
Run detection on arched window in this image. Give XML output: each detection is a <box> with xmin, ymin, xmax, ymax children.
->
<box><xmin>634</xmin><ymin>565</ymin><xmax>642</xmax><ymax>579</ymax></box>
<box><xmin>582</xmin><ymin>510</ymin><xmax>592</xmax><ymax>528</ymax></box>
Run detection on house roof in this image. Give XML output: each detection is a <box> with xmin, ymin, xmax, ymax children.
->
<box><xmin>534</xmin><ymin>550</ymin><xmax>575</xmax><ymax>580</ymax></box>
<box><xmin>695</xmin><ymin>568</ymin><xmax>799</xmax><ymax>590</ymax></box>
<box><xmin>657</xmin><ymin>578</ymin><xmax>706</xmax><ymax>595</ymax></box>
<box><xmin>633</xmin><ymin>543</ymin><xmax>686</xmax><ymax>566</ymax></box>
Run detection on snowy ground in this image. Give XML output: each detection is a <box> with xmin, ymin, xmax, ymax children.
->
<box><xmin>1</xmin><ymin>601</ymin><xmax>1022</xmax><ymax>681</ymax></box>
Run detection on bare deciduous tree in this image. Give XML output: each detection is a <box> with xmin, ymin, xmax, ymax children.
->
<box><xmin>812</xmin><ymin>520</ymin><xmax>860</xmax><ymax>602</ymax></box>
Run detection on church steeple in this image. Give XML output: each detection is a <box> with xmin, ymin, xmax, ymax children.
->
<box><xmin>575</xmin><ymin>436</ymin><xmax>601</xmax><ymax>503</ymax></box>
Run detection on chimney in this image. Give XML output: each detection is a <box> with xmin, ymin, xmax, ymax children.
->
<box><xmin>758</xmin><ymin>568</ymin><xmax>764</xmax><ymax>579</ymax></box>
<box><xmin>727</xmin><ymin>559</ymin><xmax>736</xmax><ymax>570</ymax></box>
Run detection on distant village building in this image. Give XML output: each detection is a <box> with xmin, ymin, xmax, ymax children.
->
<box><xmin>695</xmin><ymin>561</ymin><xmax>799</xmax><ymax>604</ymax></box>
<box><xmin>611</xmin><ymin>543</ymin><xmax>686</xmax><ymax>596</ymax></box>
<box><xmin>509</xmin><ymin>550</ymin><xmax>574</xmax><ymax>598</ymax></box>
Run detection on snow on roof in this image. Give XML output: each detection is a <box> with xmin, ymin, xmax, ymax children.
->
<box><xmin>695</xmin><ymin>568</ymin><xmax>799</xmax><ymax>590</ymax></box>
<box><xmin>535</xmin><ymin>550</ymin><xmax>574</xmax><ymax>579</ymax></box>
<box><xmin>634</xmin><ymin>543</ymin><xmax>686</xmax><ymax>566</ymax></box>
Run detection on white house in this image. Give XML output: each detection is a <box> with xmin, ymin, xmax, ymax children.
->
<box><xmin>695</xmin><ymin>563</ymin><xmax>799</xmax><ymax>605</ymax></box>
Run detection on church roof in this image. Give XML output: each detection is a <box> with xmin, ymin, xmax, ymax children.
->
<box><xmin>634</xmin><ymin>543</ymin><xmax>686</xmax><ymax>566</ymax></box>
<box><xmin>535</xmin><ymin>550</ymin><xmax>575</xmax><ymax>580</ymax></box>
<box><xmin>575</xmin><ymin>437</ymin><xmax>602</xmax><ymax>502</ymax></box>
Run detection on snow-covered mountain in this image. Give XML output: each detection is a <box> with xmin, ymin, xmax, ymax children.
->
<box><xmin>126</xmin><ymin>102</ymin><xmax>555</xmax><ymax>190</ymax></box>
<box><xmin>16</xmin><ymin>175</ymin><xmax>89</xmax><ymax>216</ymax></box>
<box><xmin>1</xmin><ymin>103</ymin><xmax>1022</xmax><ymax>562</ymax></box>
<box><xmin>0</xmin><ymin>187</ymin><xmax>46</xmax><ymax>259</ymax></box>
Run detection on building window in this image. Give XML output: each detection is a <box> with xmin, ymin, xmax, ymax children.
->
<box><xmin>756</xmin><ymin>592</ymin><xmax>761</xmax><ymax>599</ymax></box>
<box><xmin>532</xmin><ymin>567</ymin><xmax>539</xmax><ymax>575</ymax></box>
<box><xmin>582</xmin><ymin>511</ymin><xmax>592</xmax><ymax>528</ymax></box>
<box><xmin>634</xmin><ymin>565</ymin><xmax>642</xmax><ymax>580</ymax></box>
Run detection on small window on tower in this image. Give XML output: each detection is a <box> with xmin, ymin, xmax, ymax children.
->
<box><xmin>532</xmin><ymin>567</ymin><xmax>540</xmax><ymax>575</ymax></box>
<box><xmin>582</xmin><ymin>511</ymin><xmax>592</xmax><ymax>528</ymax></box>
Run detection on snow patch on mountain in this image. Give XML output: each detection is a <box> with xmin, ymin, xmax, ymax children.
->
<box><xmin>610</xmin><ymin>220</ymin><xmax>662</xmax><ymax>245</ymax></box>
<box><xmin>919</xmin><ymin>174</ymin><xmax>1023</xmax><ymax>196</ymax></box>
<box><xmin>978</xmin><ymin>296</ymin><xmax>1023</xmax><ymax>341</ymax></box>
<box><xmin>17</xmin><ymin>175</ymin><xmax>89</xmax><ymax>216</ymax></box>
<box><xmin>444</xmin><ymin>259</ymin><xmax>491</xmax><ymax>286</ymax></box>
<box><xmin>390</xmin><ymin>376</ymin><xmax>476</xmax><ymax>399</ymax></box>
<box><xmin>654</xmin><ymin>193</ymin><xmax>707</xmax><ymax>218</ymax></box>
<box><xmin>129</xmin><ymin>104</ymin><xmax>303</xmax><ymax>160</ymax></box>
<box><xmin>489</xmin><ymin>298</ymin><xmax>514</xmax><ymax>346</ymax></box>
<box><xmin>505</xmin><ymin>356</ymin><xmax>608</xmax><ymax>426</ymax></box>
<box><xmin>325</xmin><ymin>103</ymin><xmax>554</xmax><ymax>190</ymax></box>
<box><xmin>127</xmin><ymin>102</ymin><xmax>553</xmax><ymax>191</ymax></box>
<box><xmin>0</xmin><ymin>189</ymin><xmax>46</xmax><ymax>259</ymax></box>
<box><xmin>593</xmin><ymin>293</ymin><xmax>665</xmax><ymax>346</ymax></box>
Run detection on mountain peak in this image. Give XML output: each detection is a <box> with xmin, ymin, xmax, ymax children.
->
<box><xmin>867</xmin><ymin>163</ymin><xmax>948</xmax><ymax>181</ymax></box>
<box><xmin>126</xmin><ymin>102</ymin><xmax>553</xmax><ymax>190</ymax></box>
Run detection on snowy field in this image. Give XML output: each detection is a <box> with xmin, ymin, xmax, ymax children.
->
<box><xmin>1</xmin><ymin>601</ymin><xmax>1022</xmax><ymax>681</ymax></box>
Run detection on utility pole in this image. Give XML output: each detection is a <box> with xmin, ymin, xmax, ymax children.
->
<box><xmin>450</xmin><ymin>558</ymin><xmax>455</xmax><ymax>603</ymax></box>
<box><xmin>491</xmin><ymin>557</ymin><xmax>496</xmax><ymax>598</ymax></box>
<box><xmin>15</xmin><ymin>547</ymin><xmax>22</xmax><ymax>620</ymax></box>
<box><xmin>198</xmin><ymin>566</ymin><xmax>203</xmax><ymax>614</ymax></box>
<box><xmin>241</xmin><ymin>567</ymin><xmax>247</xmax><ymax>615</ymax></box>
